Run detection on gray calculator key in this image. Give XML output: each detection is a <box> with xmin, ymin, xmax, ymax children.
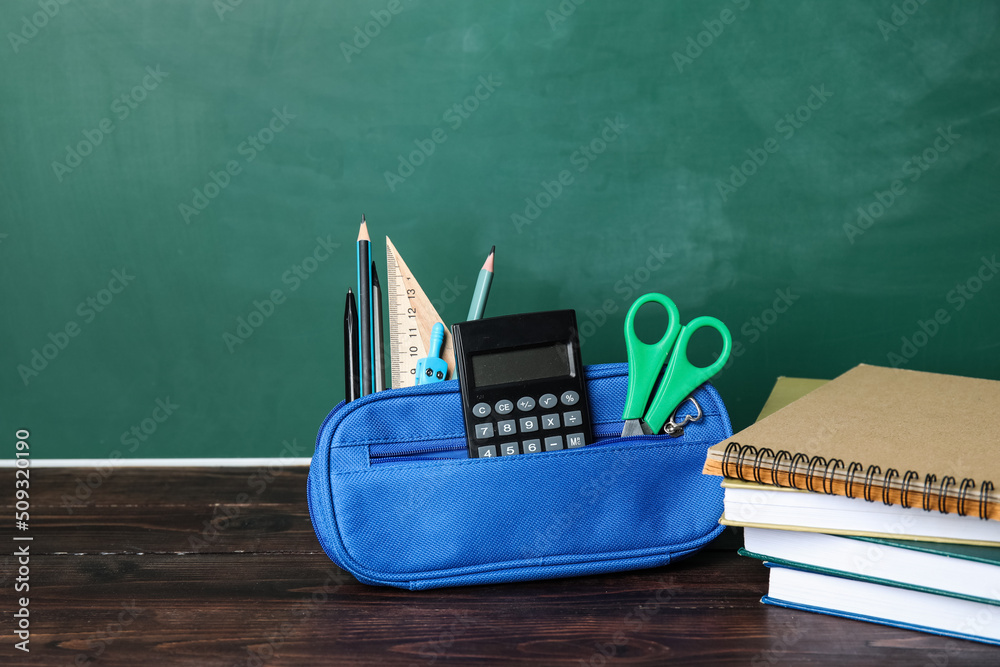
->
<box><xmin>516</xmin><ymin>396</ymin><xmax>536</xmax><ymax>411</ymax></box>
<box><xmin>519</xmin><ymin>416</ymin><xmax>539</xmax><ymax>432</ymax></box>
<box><xmin>477</xmin><ymin>445</ymin><xmax>497</xmax><ymax>458</ymax></box>
<box><xmin>538</xmin><ymin>393</ymin><xmax>558</xmax><ymax>409</ymax></box>
<box><xmin>544</xmin><ymin>435</ymin><xmax>564</xmax><ymax>451</ymax></box>
<box><xmin>541</xmin><ymin>413</ymin><xmax>560</xmax><ymax>430</ymax></box>
<box><xmin>560</xmin><ymin>390</ymin><xmax>580</xmax><ymax>406</ymax></box>
<box><xmin>566</xmin><ymin>432</ymin><xmax>586</xmax><ymax>448</ymax></box>
<box><xmin>500</xmin><ymin>441</ymin><xmax>519</xmax><ymax>456</ymax></box>
<box><xmin>497</xmin><ymin>419</ymin><xmax>517</xmax><ymax>437</ymax></box>
<box><xmin>522</xmin><ymin>439</ymin><xmax>541</xmax><ymax>453</ymax></box>
<box><xmin>474</xmin><ymin>423</ymin><xmax>495</xmax><ymax>440</ymax></box>
<box><xmin>563</xmin><ymin>410</ymin><xmax>582</xmax><ymax>427</ymax></box>
<box><xmin>495</xmin><ymin>399</ymin><xmax>514</xmax><ymax>415</ymax></box>
<box><xmin>472</xmin><ymin>402</ymin><xmax>491</xmax><ymax>418</ymax></box>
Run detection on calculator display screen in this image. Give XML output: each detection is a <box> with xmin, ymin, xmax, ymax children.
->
<box><xmin>472</xmin><ymin>343</ymin><xmax>573</xmax><ymax>387</ymax></box>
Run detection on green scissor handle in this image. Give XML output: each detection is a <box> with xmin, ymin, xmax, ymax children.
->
<box><xmin>622</xmin><ymin>293</ymin><xmax>681</xmax><ymax>421</ymax></box>
<box><xmin>643</xmin><ymin>315</ymin><xmax>733</xmax><ymax>434</ymax></box>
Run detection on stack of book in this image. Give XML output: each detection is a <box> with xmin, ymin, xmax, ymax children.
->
<box><xmin>702</xmin><ymin>365</ymin><xmax>1000</xmax><ymax>645</ymax></box>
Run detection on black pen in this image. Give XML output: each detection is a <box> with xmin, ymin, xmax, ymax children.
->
<box><xmin>344</xmin><ymin>288</ymin><xmax>360</xmax><ymax>402</ymax></box>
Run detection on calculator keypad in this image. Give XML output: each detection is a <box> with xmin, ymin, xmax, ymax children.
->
<box><xmin>471</xmin><ymin>390</ymin><xmax>589</xmax><ymax>457</ymax></box>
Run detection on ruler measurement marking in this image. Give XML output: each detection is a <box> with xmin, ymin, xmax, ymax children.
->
<box><xmin>385</xmin><ymin>236</ymin><xmax>457</xmax><ymax>389</ymax></box>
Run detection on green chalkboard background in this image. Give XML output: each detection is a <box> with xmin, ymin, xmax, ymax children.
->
<box><xmin>2</xmin><ymin>0</ymin><xmax>999</xmax><ymax>458</ymax></box>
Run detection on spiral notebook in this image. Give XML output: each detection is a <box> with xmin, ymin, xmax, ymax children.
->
<box><xmin>703</xmin><ymin>364</ymin><xmax>1000</xmax><ymax>521</ymax></box>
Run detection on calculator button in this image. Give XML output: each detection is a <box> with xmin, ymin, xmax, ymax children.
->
<box><xmin>519</xmin><ymin>416</ymin><xmax>538</xmax><ymax>432</ymax></box>
<box><xmin>560</xmin><ymin>391</ymin><xmax>580</xmax><ymax>406</ymax></box>
<box><xmin>497</xmin><ymin>419</ymin><xmax>517</xmax><ymax>436</ymax></box>
<box><xmin>500</xmin><ymin>441</ymin><xmax>520</xmax><ymax>456</ymax></box>
<box><xmin>516</xmin><ymin>396</ymin><xmax>536</xmax><ymax>411</ymax></box>
<box><xmin>541</xmin><ymin>413</ymin><xmax>560</xmax><ymax>430</ymax></box>
<box><xmin>566</xmin><ymin>432</ymin><xmax>586</xmax><ymax>448</ymax></box>
<box><xmin>544</xmin><ymin>435</ymin><xmax>564</xmax><ymax>451</ymax></box>
<box><xmin>495</xmin><ymin>399</ymin><xmax>514</xmax><ymax>415</ymax></box>
<box><xmin>563</xmin><ymin>410</ymin><xmax>582</xmax><ymax>427</ymax></box>
<box><xmin>477</xmin><ymin>445</ymin><xmax>497</xmax><ymax>458</ymax></box>
<box><xmin>472</xmin><ymin>402</ymin><xmax>492</xmax><ymax>418</ymax></box>
<box><xmin>538</xmin><ymin>393</ymin><xmax>558</xmax><ymax>409</ymax></box>
<box><xmin>523</xmin><ymin>439</ymin><xmax>541</xmax><ymax>453</ymax></box>
<box><xmin>474</xmin><ymin>423</ymin><xmax>495</xmax><ymax>440</ymax></box>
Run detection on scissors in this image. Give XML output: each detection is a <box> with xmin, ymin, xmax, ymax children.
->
<box><xmin>621</xmin><ymin>293</ymin><xmax>732</xmax><ymax>437</ymax></box>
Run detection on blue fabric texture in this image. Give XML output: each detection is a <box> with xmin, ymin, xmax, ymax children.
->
<box><xmin>307</xmin><ymin>362</ymin><xmax>731</xmax><ymax>590</ymax></box>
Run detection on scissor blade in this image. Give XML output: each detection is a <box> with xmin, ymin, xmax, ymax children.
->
<box><xmin>621</xmin><ymin>418</ymin><xmax>653</xmax><ymax>437</ymax></box>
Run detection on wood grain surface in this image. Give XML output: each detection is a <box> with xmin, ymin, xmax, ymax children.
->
<box><xmin>2</xmin><ymin>466</ymin><xmax>999</xmax><ymax>666</ymax></box>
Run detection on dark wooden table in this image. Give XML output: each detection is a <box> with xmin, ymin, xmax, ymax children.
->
<box><xmin>3</xmin><ymin>466</ymin><xmax>999</xmax><ymax>666</ymax></box>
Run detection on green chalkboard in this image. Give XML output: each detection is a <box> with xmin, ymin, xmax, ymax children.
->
<box><xmin>2</xmin><ymin>0</ymin><xmax>999</xmax><ymax>459</ymax></box>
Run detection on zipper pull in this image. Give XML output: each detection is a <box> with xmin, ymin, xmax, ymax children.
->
<box><xmin>663</xmin><ymin>397</ymin><xmax>703</xmax><ymax>438</ymax></box>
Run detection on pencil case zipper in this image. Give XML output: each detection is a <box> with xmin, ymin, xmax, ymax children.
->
<box><xmin>367</xmin><ymin>431</ymin><xmax>665</xmax><ymax>464</ymax></box>
<box><xmin>343</xmin><ymin>362</ymin><xmax>724</xmax><ymax>465</ymax></box>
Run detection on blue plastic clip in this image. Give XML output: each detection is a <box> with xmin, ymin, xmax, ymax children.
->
<box><xmin>415</xmin><ymin>322</ymin><xmax>449</xmax><ymax>385</ymax></box>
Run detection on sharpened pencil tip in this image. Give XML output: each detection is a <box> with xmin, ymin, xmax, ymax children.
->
<box><xmin>358</xmin><ymin>216</ymin><xmax>370</xmax><ymax>242</ymax></box>
<box><xmin>483</xmin><ymin>245</ymin><xmax>495</xmax><ymax>272</ymax></box>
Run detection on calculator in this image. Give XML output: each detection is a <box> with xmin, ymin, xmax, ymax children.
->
<box><xmin>451</xmin><ymin>310</ymin><xmax>593</xmax><ymax>458</ymax></box>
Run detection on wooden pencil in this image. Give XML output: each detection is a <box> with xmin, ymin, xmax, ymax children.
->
<box><xmin>357</xmin><ymin>216</ymin><xmax>373</xmax><ymax>395</ymax></box>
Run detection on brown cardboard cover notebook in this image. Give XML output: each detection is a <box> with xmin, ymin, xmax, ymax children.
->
<box><xmin>703</xmin><ymin>364</ymin><xmax>1000</xmax><ymax>521</ymax></box>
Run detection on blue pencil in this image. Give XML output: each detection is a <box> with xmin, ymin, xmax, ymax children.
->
<box><xmin>466</xmin><ymin>246</ymin><xmax>494</xmax><ymax>321</ymax></box>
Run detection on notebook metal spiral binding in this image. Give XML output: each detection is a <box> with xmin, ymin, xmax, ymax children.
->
<box><xmin>881</xmin><ymin>469</ymin><xmax>898</xmax><ymax>506</ymax></box>
<box><xmin>938</xmin><ymin>476</ymin><xmax>956</xmax><ymax>513</ymax></box>
<box><xmin>862</xmin><ymin>465</ymin><xmax>881</xmax><ymax>503</ymax></box>
<box><xmin>845</xmin><ymin>461</ymin><xmax>863</xmax><ymax>499</ymax></box>
<box><xmin>922</xmin><ymin>473</ymin><xmax>937</xmax><ymax>512</ymax></box>
<box><xmin>981</xmin><ymin>481</ymin><xmax>995</xmax><ymax>520</ymax></box>
<box><xmin>771</xmin><ymin>450</ymin><xmax>790</xmax><ymax>485</ymax></box>
<box><xmin>823</xmin><ymin>458</ymin><xmax>844</xmax><ymax>495</ymax></box>
<box><xmin>900</xmin><ymin>470</ymin><xmax>919</xmax><ymax>508</ymax></box>
<box><xmin>959</xmin><ymin>478</ymin><xmax>976</xmax><ymax>517</ymax></box>
<box><xmin>805</xmin><ymin>455</ymin><xmax>826</xmax><ymax>493</ymax></box>
<box><xmin>789</xmin><ymin>452</ymin><xmax>809</xmax><ymax>490</ymax></box>
<box><xmin>752</xmin><ymin>447</ymin><xmax>774</xmax><ymax>485</ymax></box>
<box><xmin>720</xmin><ymin>441</ymin><xmax>994</xmax><ymax>520</ymax></box>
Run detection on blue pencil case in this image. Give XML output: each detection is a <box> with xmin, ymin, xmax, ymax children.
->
<box><xmin>307</xmin><ymin>362</ymin><xmax>731</xmax><ymax>590</ymax></box>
